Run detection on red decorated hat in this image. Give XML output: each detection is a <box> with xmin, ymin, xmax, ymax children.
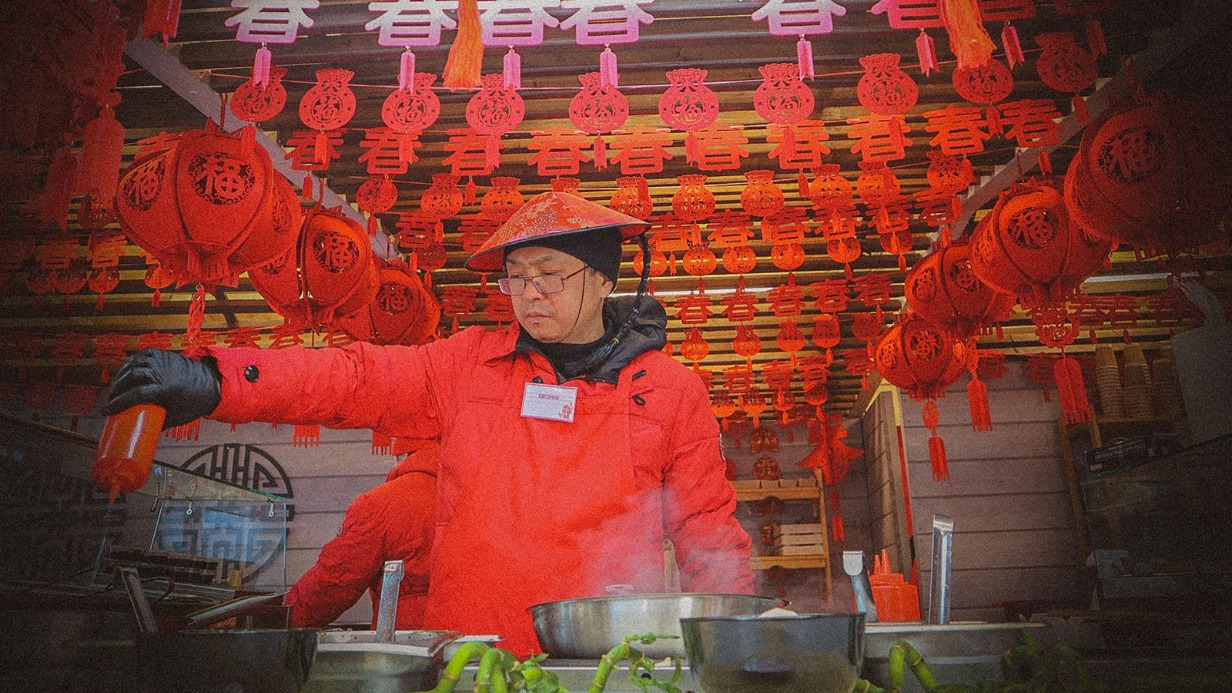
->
<box><xmin>465</xmin><ymin>192</ymin><xmax>648</xmax><ymax>273</ymax></box>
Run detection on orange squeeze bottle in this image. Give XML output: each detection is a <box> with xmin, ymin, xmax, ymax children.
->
<box><xmin>92</xmin><ymin>404</ymin><xmax>167</xmax><ymax>502</ymax></box>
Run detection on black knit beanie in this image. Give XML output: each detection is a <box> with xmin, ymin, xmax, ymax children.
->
<box><xmin>503</xmin><ymin>226</ymin><xmax>624</xmax><ymax>285</ymax></box>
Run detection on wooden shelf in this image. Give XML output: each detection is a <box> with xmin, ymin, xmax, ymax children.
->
<box><xmin>750</xmin><ymin>554</ymin><xmax>829</xmax><ymax>570</ymax></box>
<box><xmin>735</xmin><ymin>484</ymin><xmax>821</xmax><ymax>502</ymax></box>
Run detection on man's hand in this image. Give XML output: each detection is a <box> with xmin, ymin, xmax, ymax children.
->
<box><xmin>103</xmin><ymin>349</ymin><xmax>223</xmax><ymax>428</ymax></box>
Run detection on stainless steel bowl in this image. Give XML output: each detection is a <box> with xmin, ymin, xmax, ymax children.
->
<box><xmin>681</xmin><ymin>613</ymin><xmax>865</xmax><ymax>693</ymax></box>
<box><xmin>529</xmin><ymin>593</ymin><xmax>781</xmax><ymax>659</ymax></box>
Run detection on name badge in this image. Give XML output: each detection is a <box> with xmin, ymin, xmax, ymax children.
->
<box><xmin>521</xmin><ymin>382</ymin><xmax>578</xmax><ymax>423</ymax></box>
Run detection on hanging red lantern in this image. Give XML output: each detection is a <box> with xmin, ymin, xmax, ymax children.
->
<box><xmin>812</xmin><ymin>314</ymin><xmax>841</xmax><ymax>362</ymax></box>
<box><xmin>1063</xmin><ymin>93</ymin><xmax>1231</xmax><ymax>254</ymax></box>
<box><xmin>421</xmin><ymin>173</ymin><xmax>465</xmax><ymax>220</ymax></box>
<box><xmin>337</xmin><ymin>258</ymin><xmax>440</xmax><ymax>346</ymax></box>
<box><xmin>466</xmin><ymin>74</ymin><xmax>526</xmax><ymax>136</ymax></box>
<box><xmin>480</xmin><ymin>177</ymin><xmax>524</xmax><ymax>222</ymax></box>
<box><xmin>770</xmin><ymin>243</ymin><xmax>805</xmax><ymax>271</ymax></box>
<box><xmin>808</xmin><ymin>164</ymin><xmax>855</xmax><ymax>215</ymax></box>
<box><xmin>777</xmin><ymin>320</ymin><xmax>806</xmax><ymax>363</ymax></box>
<box><xmin>926</xmin><ymin>151</ymin><xmax>975</xmax><ymax>195</ymax></box>
<box><xmin>383</xmin><ymin>72</ymin><xmax>441</xmax><ymax>134</ymax></box>
<box><xmin>905</xmin><ymin>241</ymin><xmax>1015</xmax><ymax>338</ymax></box>
<box><xmin>722</xmin><ymin>245</ymin><xmax>758</xmax><ymax>274</ymax></box>
<box><xmin>971</xmin><ymin>178</ymin><xmax>1111</xmax><ymax>309</ymax></box>
<box><xmin>741</xmin><ymin>170</ymin><xmax>785</xmax><ymax>217</ymax></box>
<box><xmin>753</xmin><ymin>63</ymin><xmax>814</xmax><ymax>124</ymax></box>
<box><xmin>114</xmin><ymin>122</ymin><xmax>303</xmax><ymax>286</ymax></box>
<box><xmin>681</xmin><ymin>327</ymin><xmax>710</xmax><ymax>362</ymax></box>
<box><xmin>232</xmin><ymin>64</ymin><xmax>288</xmax><ymax>124</ymax></box>
<box><xmin>732</xmin><ymin>324</ymin><xmax>762</xmax><ymax>366</ymax></box>
<box><xmin>856</xmin><ymin>53</ymin><xmax>919</xmax><ymax>116</ymax></box>
<box><xmin>681</xmin><ymin>244</ymin><xmax>717</xmax><ymax>277</ymax></box>
<box><xmin>672</xmin><ymin>174</ymin><xmax>715</xmax><ymax>222</ymax></box>
<box><xmin>951</xmin><ymin>58</ymin><xmax>1014</xmax><ymax>105</ymax></box>
<box><xmin>609</xmin><ymin>176</ymin><xmax>653</xmax><ymax>220</ymax></box>
<box><xmin>855</xmin><ymin>160</ymin><xmax>901</xmax><ymax>207</ymax></box>
<box><xmin>249</xmin><ymin>205</ymin><xmax>380</xmax><ymax>331</ymax></box>
<box><xmin>874</xmin><ymin>314</ymin><xmax>972</xmax><ymax>480</ymax></box>
<box><xmin>88</xmin><ymin>268</ymin><xmax>120</xmax><ymax>311</ymax></box>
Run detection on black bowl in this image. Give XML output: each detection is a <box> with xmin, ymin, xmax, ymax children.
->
<box><xmin>681</xmin><ymin>613</ymin><xmax>865</xmax><ymax>693</ymax></box>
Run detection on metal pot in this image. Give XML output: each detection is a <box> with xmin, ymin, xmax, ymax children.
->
<box><xmin>529</xmin><ymin>593</ymin><xmax>781</xmax><ymax>660</ymax></box>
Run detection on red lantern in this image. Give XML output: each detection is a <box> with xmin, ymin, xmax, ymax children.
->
<box><xmin>1063</xmin><ymin>94</ymin><xmax>1231</xmax><ymax>254</ymax></box>
<box><xmin>741</xmin><ymin>170</ymin><xmax>785</xmax><ymax>217</ymax></box>
<box><xmin>970</xmin><ymin>179</ymin><xmax>1111</xmax><ymax>309</ymax></box>
<box><xmin>338</xmin><ymin>258</ymin><xmax>440</xmax><ymax>346</ymax></box>
<box><xmin>421</xmin><ymin>173</ymin><xmax>465</xmax><ymax>220</ymax></box>
<box><xmin>856</xmin><ymin>53</ymin><xmax>918</xmax><ymax>116</ymax></box>
<box><xmin>1035</xmin><ymin>33</ymin><xmax>1096</xmax><ymax>94</ymax></box>
<box><xmin>681</xmin><ymin>327</ymin><xmax>710</xmax><ymax>362</ymax></box>
<box><xmin>712</xmin><ymin>391</ymin><xmax>738</xmax><ymax>422</ymax></box>
<box><xmin>632</xmin><ymin>248</ymin><xmax>668</xmax><ymax>278</ymax></box>
<box><xmin>249</xmin><ymin>205</ymin><xmax>379</xmax><ymax>330</ymax></box>
<box><xmin>480</xmin><ymin>177</ymin><xmax>524</xmax><ymax>222</ymax></box>
<box><xmin>754</xmin><ymin>63</ymin><xmax>814</xmax><ymax>124</ymax></box>
<box><xmin>740</xmin><ymin>388</ymin><xmax>768</xmax><ymax>428</ymax></box>
<box><xmin>905</xmin><ymin>241</ymin><xmax>1015</xmax><ymax>338</ymax></box>
<box><xmin>609</xmin><ymin>176</ymin><xmax>653</xmax><ymax>220</ymax></box>
<box><xmin>672</xmin><ymin>174</ymin><xmax>715</xmax><ymax>222</ymax></box>
<box><xmin>722</xmin><ymin>245</ymin><xmax>758</xmax><ymax>274</ymax></box>
<box><xmin>874</xmin><ymin>314</ymin><xmax>972</xmax><ymax>480</ymax></box>
<box><xmin>115</xmin><ymin>122</ymin><xmax>302</xmax><ymax>286</ymax></box>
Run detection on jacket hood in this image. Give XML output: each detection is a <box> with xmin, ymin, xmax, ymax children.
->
<box><xmin>386</xmin><ymin>445</ymin><xmax>440</xmax><ymax>483</ymax></box>
<box><xmin>515</xmin><ymin>295</ymin><xmax>667</xmax><ymax>384</ymax></box>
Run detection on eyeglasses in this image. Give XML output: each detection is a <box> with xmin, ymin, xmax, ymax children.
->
<box><xmin>498</xmin><ymin>266</ymin><xmax>588</xmax><ymax>296</ymax></box>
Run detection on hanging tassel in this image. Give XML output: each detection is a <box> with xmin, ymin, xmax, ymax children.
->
<box><xmin>599</xmin><ymin>46</ymin><xmax>619</xmax><ymax>88</ymax></box>
<box><xmin>253</xmin><ymin>44</ymin><xmax>272</xmax><ymax>88</ymax></box>
<box><xmin>916</xmin><ymin>30</ymin><xmax>939</xmax><ymax>76</ymax></box>
<box><xmin>939</xmin><ymin>0</ymin><xmax>995</xmax><ymax>69</ymax></box>
<box><xmin>685</xmin><ymin>132</ymin><xmax>699</xmax><ymax>164</ymax></box>
<box><xmin>464</xmin><ymin>177</ymin><xmax>477</xmax><ymax>205</ymax></box>
<box><xmin>95</xmin><ymin>292</ymin><xmax>106</xmax><ymax>312</ymax></box>
<box><xmin>985</xmin><ymin>105</ymin><xmax>1002</xmax><ymax>136</ymax></box>
<box><xmin>1072</xmin><ymin>94</ymin><xmax>1090</xmax><ymax>124</ymax></box>
<box><xmin>371</xmin><ymin>430</ymin><xmax>392</xmax><ymax>455</ymax></box>
<box><xmin>368</xmin><ymin>214</ymin><xmax>378</xmax><ymax>236</ymax></box>
<box><xmin>398</xmin><ymin>49</ymin><xmax>416</xmax><ymax>90</ymax></box>
<box><xmin>1054</xmin><ymin>354</ymin><xmax>1091</xmax><ymax>424</ymax></box>
<box><xmin>1001</xmin><ymin>23</ymin><xmax>1024</xmax><ymax>69</ymax></box>
<box><xmin>922</xmin><ymin>400</ymin><xmax>949</xmax><ymax>481</ymax></box>
<box><xmin>797</xmin><ymin>171</ymin><xmax>809</xmax><ymax>200</ymax></box>
<box><xmin>143</xmin><ymin>0</ymin><xmax>183</xmax><ymax>45</ymax></box>
<box><xmin>75</xmin><ymin>100</ymin><xmax>125</xmax><ymax>207</ymax></box>
<box><xmin>967</xmin><ymin>375</ymin><xmax>992</xmax><ymax>431</ymax></box>
<box><xmin>1086</xmin><ymin>19</ymin><xmax>1107</xmax><ymax>58</ymax></box>
<box><xmin>594</xmin><ymin>136</ymin><xmax>608</xmax><ymax>169</ymax></box>
<box><xmin>796</xmin><ymin>36</ymin><xmax>814</xmax><ymax>80</ymax></box>
<box><xmin>503</xmin><ymin>47</ymin><xmax>521</xmax><ymax>89</ymax></box>
<box><xmin>314</xmin><ymin>130</ymin><xmax>329</xmax><ymax>165</ymax></box>
<box><xmin>484</xmin><ymin>136</ymin><xmax>501</xmax><ymax>170</ymax></box>
<box><xmin>1037</xmin><ymin>148</ymin><xmax>1053</xmax><ymax>175</ymax></box>
<box><xmin>443</xmin><ymin>0</ymin><xmax>483</xmax><ymax>90</ymax></box>
<box><xmin>303</xmin><ymin>174</ymin><xmax>313</xmax><ymax>200</ymax></box>
<box><xmin>151</xmin><ymin>288</ymin><xmax>161</xmax><ymax>307</ymax></box>
<box><xmin>40</xmin><ymin>148</ymin><xmax>78</xmax><ymax>231</ymax></box>
<box><xmin>293</xmin><ymin>423</ymin><xmax>321</xmax><ymax>448</ymax></box>
<box><xmin>832</xmin><ymin>513</ymin><xmax>846</xmax><ymax>542</ymax></box>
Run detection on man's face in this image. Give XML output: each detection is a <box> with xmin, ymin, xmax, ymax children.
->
<box><xmin>504</xmin><ymin>246</ymin><xmax>612</xmax><ymax>344</ymax></box>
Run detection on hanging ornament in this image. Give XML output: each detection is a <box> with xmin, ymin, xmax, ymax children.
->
<box><xmin>681</xmin><ymin>327</ymin><xmax>710</xmax><ymax>363</ymax></box>
<box><xmin>966</xmin><ymin>350</ymin><xmax>993</xmax><ymax>432</ymax></box>
<box><xmin>1031</xmin><ymin>304</ymin><xmax>1090</xmax><ymax>424</ymax></box>
<box><xmin>249</xmin><ymin>205</ymin><xmax>380</xmax><ymax>332</ymax></box>
<box><xmin>232</xmin><ymin>64</ymin><xmax>288</xmax><ymax>124</ymax></box>
<box><xmin>874</xmin><ymin>314</ymin><xmax>972</xmax><ymax>480</ymax></box>
<box><xmin>926</xmin><ymin>151</ymin><xmax>976</xmax><ymax>195</ymax></box>
<box><xmin>753</xmin><ymin>63</ymin><xmax>815</xmax><ymax>125</ymax></box>
<box><xmin>144</xmin><ymin>262</ymin><xmax>174</xmax><ymax>307</ymax></box>
<box><xmin>1063</xmin><ymin>93</ymin><xmax>1231</xmax><ymax>255</ymax></box>
<box><xmin>551</xmin><ymin>177</ymin><xmax>581</xmax><ymax>195</ymax></box>
<box><xmin>75</xmin><ymin>93</ymin><xmax>125</xmax><ymax>217</ymax></box>
<box><xmin>114</xmin><ymin>122</ymin><xmax>303</xmax><ymax>286</ymax></box>
<box><xmin>336</xmin><ymin>258</ymin><xmax>440</xmax><ymax>346</ymax></box>
<box><xmin>480</xmin><ymin>176</ymin><xmax>524</xmax><ymax>222</ymax></box>
<box><xmin>856</xmin><ymin>54</ymin><xmax>918</xmax><ymax>116</ymax></box>
<box><xmin>770</xmin><ymin>243</ymin><xmax>806</xmax><ymax>272</ymax></box>
<box><xmin>443</xmin><ymin>0</ymin><xmax>484</xmax><ymax>89</ymax></box>
<box><xmin>712</xmin><ymin>391</ymin><xmax>738</xmax><ymax>428</ymax></box>
<box><xmin>466</xmin><ymin>74</ymin><xmax>526</xmax><ymax>136</ymax></box>
<box><xmin>300</xmin><ymin>68</ymin><xmax>358</xmax><ymax>149</ymax></box>
<box><xmin>777</xmin><ymin>319</ymin><xmax>806</xmax><ymax>366</ymax></box>
<box><xmin>609</xmin><ymin>176</ymin><xmax>654</xmax><ymax>220</ymax></box>
<box><xmin>807</xmin><ymin>164</ymin><xmax>855</xmax><ymax>214</ymax></box>
<box><xmin>970</xmin><ymin>178</ymin><xmax>1112</xmax><ymax>310</ymax></box>
<box><xmin>939</xmin><ymin>0</ymin><xmax>996</xmax><ymax>70</ymax></box>
<box><xmin>821</xmin><ymin>212</ymin><xmax>861</xmax><ymax>280</ymax></box>
<box><xmin>812</xmin><ymin>314</ymin><xmax>841</xmax><ymax>362</ymax></box>
<box><xmin>421</xmin><ymin>173</ymin><xmax>465</xmax><ymax>220</ymax></box>
<box><xmin>740</xmin><ymin>170</ymin><xmax>785</xmax><ymax>217</ymax></box>
<box><xmin>951</xmin><ymin>57</ymin><xmax>1014</xmax><ymax>105</ymax></box>
<box><xmin>739</xmin><ymin>388</ymin><xmax>769</xmax><ymax>428</ymax></box>
<box><xmin>855</xmin><ymin>160</ymin><xmax>902</xmax><ymax>207</ymax></box>
<box><xmin>732</xmin><ymin>324</ymin><xmax>763</xmax><ymax>367</ymax></box>
<box><xmin>672</xmin><ymin>174</ymin><xmax>716</xmax><ymax>222</ymax></box>
<box><xmin>383</xmin><ymin>72</ymin><xmax>441</xmax><ymax>134</ymax></box>
<box><xmin>632</xmin><ymin>248</ymin><xmax>668</xmax><ymax>278</ymax></box>
<box><xmin>356</xmin><ymin>175</ymin><xmax>399</xmax><ymax>232</ymax></box>
<box><xmin>658</xmin><ymin>68</ymin><xmax>720</xmax><ymax>132</ymax></box>
<box><xmin>904</xmin><ymin>240</ymin><xmax>1015</xmax><ymax>338</ymax></box>
<box><xmin>1035</xmin><ymin>32</ymin><xmax>1097</xmax><ymax>122</ymax></box>
<box><xmin>722</xmin><ymin>245</ymin><xmax>758</xmax><ymax>275</ymax></box>
<box><xmin>570</xmin><ymin>71</ymin><xmax>629</xmax><ymax>166</ymax></box>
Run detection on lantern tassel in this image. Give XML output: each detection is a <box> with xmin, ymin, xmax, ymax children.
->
<box><xmin>928</xmin><ymin>432</ymin><xmax>949</xmax><ymax>481</ymax></box>
<box><xmin>1001</xmin><ymin>23</ymin><xmax>1024</xmax><ymax>69</ymax></box>
<box><xmin>76</xmin><ymin>102</ymin><xmax>125</xmax><ymax>207</ymax></box>
<box><xmin>151</xmin><ymin>288</ymin><xmax>161</xmax><ymax>307</ymax></box>
<box><xmin>293</xmin><ymin>424</ymin><xmax>321</xmax><ymax>448</ymax></box>
<box><xmin>1037</xmin><ymin>148</ymin><xmax>1053</xmax><ymax>176</ymax></box>
<box><xmin>253</xmin><ymin>44</ymin><xmax>272</xmax><ymax>88</ymax></box>
<box><xmin>594</xmin><ymin>136</ymin><xmax>608</xmax><ymax>169</ymax></box>
<box><xmin>398</xmin><ymin>49</ymin><xmax>416</xmax><ymax>91</ymax></box>
<box><xmin>831</xmin><ymin>513</ymin><xmax>846</xmax><ymax>542</ymax></box>
<box><xmin>599</xmin><ymin>46</ymin><xmax>619</xmax><ymax>88</ymax></box>
<box><xmin>443</xmin><ymin>0</ymin><xmax>483</xmax><ymax>90</ymax></box>
<box><xmin>503</xmin><ymin>47</ymin><xmax>521</xmax><ymax>90</ymax></box>
<box><xmin>939</xmin><ymin>0</ymin><xmax>995</xmax><ymax>69</ymax></box>
<box><xmin>796</xmin><ymin>36</ymin><xmax>814</xmax><ymax>80</ymax></box>
<box><xmin>1054</xmin><ymin>355</ymin><xmax>1090</xmax><ymax>424</ymax></box>
<box><xmin>315</xmin><ymin>130</ymin><xmax>329</xmax><ymax>164</ymax></box>
<box><xmin>371</xmin><ymin>430</ymin><xmax>392</xmax><ymax>455</ymax></box>
<box><xmin>797</xmin><ymin>171</ymin><xmax>809</xmax><ymax>200</ymax></box>
<box><xmin>1086</xmin><ymin>19</ymin><xmax>1107</xmax><ymax>58</ymax></box>
<box><xmin>916</xmin><ymin>30</ymin><xmax>939</xmax><ymax>76</ymax></box>
<box><xmin>967</xmin><ymin>376</ymin><xmax>992</xmax><ymax>431</ymax></box>
<box><xmin>1072</xmin><ymin>94</ymin><xmax>1090</xmax><ymax>124</ymax></box>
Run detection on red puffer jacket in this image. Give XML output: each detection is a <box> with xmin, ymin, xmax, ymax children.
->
<box><xmin>208</xmin><ymin>305</ymin><xmax>752</xmax><ymax>654</ymax></box>
<box><xmin>285</xmin><ymin>446</ymin><xmax>437</xmax><ymax>629</ymax></box>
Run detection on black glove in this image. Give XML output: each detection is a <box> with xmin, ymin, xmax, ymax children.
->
<box><xmin>103</xmin><ymin>349</ymin><xmax>223</xmax><ymax>428</ymax></box>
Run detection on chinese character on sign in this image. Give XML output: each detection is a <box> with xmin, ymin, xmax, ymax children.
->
<box><xmin>459</xmin><ymin>213</ymin><xmax>500</xmax><ymax>251</ymax></box>
<box><xmin>226</xmin><ymin>0</ymin><xmax>320</xmax><ymax>44</ymax></box>
<box><xmin>767</xmin><ymin>120</ymin><xmax>831</xmax><ymax>170</ymax></box>
<box><xmin>442</xmin><ymin>128</ymin><xmax>501</xmax><ymax>176</ymax></box>
<box><xmin>365</xmin><ymin>0</ymin><xmax>456</xmax><ymax>46</ymax></box>
<box><xmin>997</xmin><ymin>98</ymin><xmax>1064</xmax><ymax>147</ymax></box>
<box><xmin>810</xmin><ymin>278</ymin><xmax>850</xmax><ymax>313</ymax></box>
<box><xmin>722</xmin><ymin>279</ymin><xmax>761</xmax><ymax>322</ymax></box>
<box><xmin>608</xmin><ymin>127</ymin><xmax>675</xmax><ymax>174</ymax></box>
<box><xmin>395</xmin><ymin>212</ymin><xmax>439</xmax><ymax>252</ymax></box>
<box><xmin>478</xmin><ymin>0</ymin><xmax>560</xmax><ymax>46</ymax></box>
<box><xmin>675</xmin><ymin>292</ymin><xmax>715</xmax><ymax>326</ymax></box>
<box><xmin>560</xmin><ymin>0</ymin><xmax>654</xmax><ymax>45</ymax></box>
<box><xmin>359</xmin><ymin>128</ymin><xmax>422</xmax><ymax>174</ymax></box>
<box><xmin>923</xmin><ymin>104</ymin><xmax>991</xmax><ymax>156</ymax></box>
<box><xmin>649</xmin><ymin>214</ymin><xmax>700</xmax><ymax>254</ymax></box>
<box><xmin>761</xmin><ymin>207</ymin><xmax>810</xmax><ymax>244</ymax></box>
<box><xmin>285</xmin><ymin>129</ymin><xmax>343</xmax><ymax>171</ymax></box>
<box><xmin>527</xmin><ymin>129</ymin><xmax>593</xmax><ymax>176</ymax></box>
<box><xmin>690</xmin><ymin>125</ymin><xmax>750</xmax><ymax>172</ymax></box>
<box><xmin>706</xmin><ymin>210</ymin><xmax>756</xmax><ymax>248</ymax></box>
<box><xmin>847</xmin><ymin>114</ymin><xmax>912</xmax><ymax>163</ymax></box>
<box><xmin>752</xmin><ymin>0</ymin><xmax>847</xmax><ymax>36</ymax></box>
<box><xmin>762</xmin><ymin>360</ymin><xmax>795</xmax><ymax>390</ymax></box>
<box><xmin>767</xmin><ymin>275</ymin><xmax>806</xmax><ymax>318</ymax></box>
<box><xmin>723</xmin><ymin>363</ymin><xmax>756</xmax><ymax>394</ymax></box>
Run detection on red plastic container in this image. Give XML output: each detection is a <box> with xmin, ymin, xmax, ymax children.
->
<box><xmin>92</xmin><ymin>404</ymin><xmax>166</xmax><ymax>502</ymax></box>
<box><xmin>869</xmin><ymin>549</ymin><xmax>921</xmax><ymax>622</ymax></box>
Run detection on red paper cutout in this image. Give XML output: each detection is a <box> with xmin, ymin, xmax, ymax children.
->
<box><xmin>847</xmin><ymin>114</ymin><xmax>913</xmax><ymax>162</ymax></box>
<box><xmin>569</xmin><ymin>71</ymin><xmax>629</xmax><ymax>134</ymax></box>
<box><xmin>688</xmin><ymin>125</ymin><xmax>751</xmax><ymax>172</ymax></box>
<box><xmin>359</xmin><ymin>128</ymin><xmax>421</xmax><ymax>175</ymax></box>
<box><xmin>383</xmin><ymin>72</ymin><xmax>441</xmax><ymax>134</ymax></box>
<box><xmin>754</xmin><ymin>63</ymin><xmax>815</xmax><ymax>124</ymax></box>
<box><xmin>740</xmin><ymin>170</ymin><xmax>785</xmax><ymax>217</ymax></box>
<box><xmin>672</xmin><ymin>174</ymin><xmax>715</xmax><ymax>222</ymax></box>
<box><xmin>607</xmin><ymin>127</ymin><xmax>674</xmax><ymax>175</ymax></box>
<box><xmin>232</xmin><ymin>65</ymin><xmax>288</xmax><ymax>123</ymax></box>
<box><xmin>923</xmin><ymin>104</ymin><xmax>992</xmax><ymax>156</ymax></box>
<box><xmin>465</xmin><ymin>74</ymin><xmax>526</xmax><ymax>136</ymax></box>
<box><xmin>658</xmin><ymin>68</ymin><xmax>719</xmax><ymax>132</ymax></box>
<box><xmin>300</xmin><ymin>69</ymin><xmax>357</xmax><ymax>131</ymax></box>
<box><xmin>767</xmin><ymin>120</ymin><xmax>831</xmax><ymax>171</ymax></box>
<box><xmin>527</xmin><ymin>129</ymin><xmax>593</xmax><ymax>176</ymax></box>
<box><xmin>951</xmin><ymin>58</ymin><xmax>1014</xmax><ymax>105</ymax></box>
<box><xmin>609</xmin><ymin>176</ymin><xmax>653</xmax><ymax>220</ymax></box>
<box><xmin>856</xmin><ymin>54</ymin><xmax>919</xmax><ymax>116</ymax></box>
<box><xmin>1035</xmin><ymin>32</ymin><xmax>1097</xmax><ymax>94</ymax></box>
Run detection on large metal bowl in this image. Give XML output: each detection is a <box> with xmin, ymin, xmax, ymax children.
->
<box><xmin>529</xmin><ymin>593</ymin><xmax>781</xmax><ymax>659</ymax></box>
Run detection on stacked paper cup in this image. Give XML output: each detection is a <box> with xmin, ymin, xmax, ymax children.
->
<box><xmin>1121</xmin><ymin>345</ymin><xmax>1154</xmax><ymax>419</ymax></box>
<box><xmin>1094</xmin><ymin>345</ymin><xmax>1124</xmax><ymax>419</ymax></box>
<box><xmin>1150</xmin><ymin>347</ymin><xmax>1185</xmax><ymax>421</ymax></box>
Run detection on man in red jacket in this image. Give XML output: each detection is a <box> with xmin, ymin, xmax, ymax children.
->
<box><xmin>104</xmin><ymin>192</ymin><xmax>754</xmax><ymax>655</ymax></box>
<box><xmin>286</xmin><ymin>443</ymin><xmax>437</xmax><ymax>629</ymax></box>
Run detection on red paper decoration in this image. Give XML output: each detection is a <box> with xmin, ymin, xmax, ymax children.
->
<box><xmin>905</xmin><ymin>241</ymin><xmax>1015</xmax><ymax>338</ymax></box>
<box><xmin>812</xmin><ymin>314</ymin><xmax>841</xmax><ymax>361</ymax></box>
<box><xmin>1063</xmin><ymin>94</ymin><xmax>1231</xmax><ymax>254</ymax></box>
<box><xmin>480</xmin><ymin>177</ymin><xmax>524</xmax><ymax>222</ymax></box>
<box><xmin>114</xmin><ymin>123</ymin><xmax>303</xmax><ymax>286</ymax></box>
<box><xmin>733</xmin><ymin>324</ymin><xmax>763</xmax><ymax>366</ymax></box>
<box><xmin>753</xmin><ymin>63</ymin><xmax>815</xmax><ymax>124</ymax></box>
<box><xmin>1035</xmin><ymin>32</ymin><xmax>1097</xmax><ymax>94</ymax></box>
<box><xmin>658</xmin><ymin>68</ymin><xmax>719</xmax><ymax>132</ymax></box>
<box><xmin>722</xmin><ymin>245</ymin><xmax>758</xmax><ymax>274</ymax></box>
<box><xmin>681</xmin><ymin>327</ymin><xmax>710</xmax><ymax>362</ymax></box>
<box><xmin>570</xmin><ymin>71</ymin><xmax>629</xmax><ymax>134</ymax></box>
<box><xmin>740</xmin><ymin>170</ymin><xmax>785</xmax><ymax>217</ymax></box>
<box><xmin>672</xmin><ymin>175</ymin><xmax>715</xmax><ymax>222</ymax></box>
<box><xmin>951</xmin><ymin>58</ymin><xmax>1014</xmax><ymax>105</ymax></box>
<box><xmin>356</xmin><ymin>175</ymin><xmax>399</xmax><ymax>218</ymax></box>
<box><xmin>232</xmin><ymin>65</ymin><xmax>288</xmax><ymax>124</ymax></box>
<box><xmin>808</xmin><ymin>164</ymin><xmax>855</xmax><ymax>214</ymax></box>
<box><xmin>466</xmin><ymin>74</ymin><xmax>526</xmax><ymax>136</ymax></box>
<box><xmin>249</xmin><ymin>205</ymin><xmax>379</xmax><ymax>330</ymax></box>
<box><xmin>610</xmin><ymin>176</ymin><xmax>653</xmax><ymax>220</ymax></box>
<box><xmin>300</xmin><ymin>68</ymin><xmax>358</xmax><ymax>131</ymax></box>
<box><xmin>681</xmin><ymin>244</ymin><xmax>718</xmax><ymax>277</ymax></box>
<box><xmin>856</xmin><ymin>54</ymin><xmax>919</xmax><ymax>116</ymax></box>
<box><xmin>971</xmin><ymin>179</ymin><xmax>1112</xmax><ymax>309</ymax></box>
<box><xmin>926</xmin><ymin>151</ymin><xmax>975</xmax><ymax>195</ymax></box>
<box><xmin>383</xmin><ymin>72</ymin><xmax>441</xmax><ymax>134</ymax></box>
<box><xmin>421</xmin><ymin>173</ymin><xmax>465</xmax><ymax>220</ymax></box>
<box><xmin>855</xmin><ymin>161</ymin><xmax>902</xmax><ymax>207</ymax></box>
<box><xmin>771</xmin><ymin>243</ymin><xmax>806</xmax><ymax>272</ymax></box>
<box><xmin>338</xmin><ymin>258</ymin><xmax>440</xmax><ymax>346</ymax></box>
